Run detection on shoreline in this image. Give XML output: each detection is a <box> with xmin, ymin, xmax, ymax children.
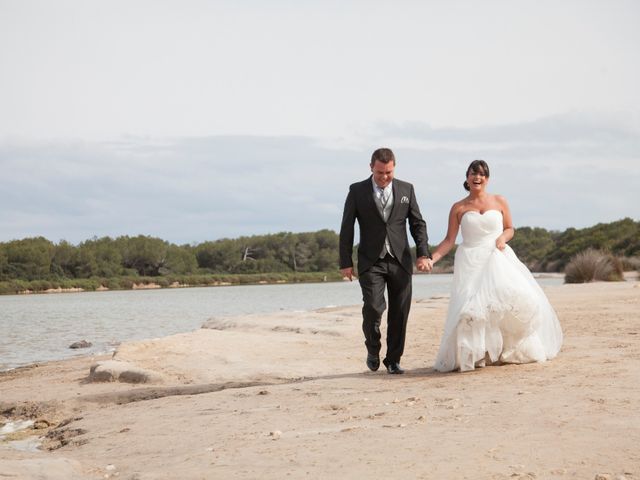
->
<box><xmin>1</xmin><ymin>274</ymin><xmax>635</xmax><ymax>374</ymax></box>
<box><xmin>1</xmin><ymin>280</ymin><xmax>639</xmax><ymax>479</ymax></box>
<box><xmin>0</xmin><ymin>270</ymin><xmax>583</xmax><ymax>297</ymax></box>
<box><xmin>3</xmin><ymin>274</ymin><xmax>635</xmax><ymax>373</ymax></box>
<box><xmin>1</xmin><ymin>273</ymin><xmax>341</xmax><ymax>297</ymax></box>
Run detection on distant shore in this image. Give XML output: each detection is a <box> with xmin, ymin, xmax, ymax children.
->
<box><xmin>0</xmin><ymin>270</ymin><xmax>582</xmax><ymax>297</ymax></box>
<box><xmin>0</xmin><ymin>271</ymin><xmax>343</xmax><ymax>296</ymax></box>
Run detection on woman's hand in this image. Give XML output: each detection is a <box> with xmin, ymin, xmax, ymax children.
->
<box><xmin>496</xmin><ymin>237</ymin><xmax>507</xmax><ymax>250</ymax></box>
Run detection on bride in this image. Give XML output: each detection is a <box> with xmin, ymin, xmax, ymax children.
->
<box><xmin>429</xmin><ymin>160</ymin><xmax>563</xmax><ymax>372</ymax></box>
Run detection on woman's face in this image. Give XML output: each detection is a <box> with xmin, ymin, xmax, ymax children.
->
<box><xmin>467</xmin><ymin>168</ymin><xmax>488</xmax><ymax>192</ymax></box>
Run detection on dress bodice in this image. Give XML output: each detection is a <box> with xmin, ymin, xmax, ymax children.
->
<box><xmin>460</xmin><ymin>210</ymin><xmax>503</xmax><ymax>247</ymax></box>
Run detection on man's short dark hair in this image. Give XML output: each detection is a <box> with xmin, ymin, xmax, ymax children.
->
<box><xmin>370</xmin><ymin>148</ymin><xmax>396</xmax><ymax>166</ymax></box>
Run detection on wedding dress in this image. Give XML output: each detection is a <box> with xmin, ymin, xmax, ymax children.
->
<box><xmin>434</xmin><ymin>210</ymin><xmax>563</xmax><ymax>372</ymax></box>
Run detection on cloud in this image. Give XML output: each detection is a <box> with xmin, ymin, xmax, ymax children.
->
<box><xmin>371</xmin><ymin>110</ymin><xmax>640</xmax><ymax>156</ymax></box>
<box><xmin>1</xmin><ymin>111</ymin><xmax>638</xmax><ymax>245</ymax></box>
<box><xmin>0</xmin><ymin>136</ymin><xmax>362</xmax><ymax>244</ymax></box>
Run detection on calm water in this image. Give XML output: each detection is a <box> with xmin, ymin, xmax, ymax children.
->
<box><xmin>0</xmin><ymin>274</ymin><xmax>562</xmax><ymax>370</ymax></box>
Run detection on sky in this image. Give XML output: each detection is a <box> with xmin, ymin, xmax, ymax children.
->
<box><xmin>1</xmin><ymin>0</ymin><xmax>639</xmax><ymax>245</ymax></box>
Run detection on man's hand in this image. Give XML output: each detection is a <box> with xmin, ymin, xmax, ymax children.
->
<box><xmin>340</xmin><ymin>267</ymin><xmax>355</xmax><ymax>281</ymax></box>
<box><xmin>416</xmin><ymin>257</ymin><xmax>433</xmax><ymax>273</ymax></box>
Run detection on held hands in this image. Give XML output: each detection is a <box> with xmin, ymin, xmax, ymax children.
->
<box><xmin>416</xmin><ymin>257</ymin><xmax>433</xmax><ymax>273</ymax></box>
<box><xmin>343</xmin><ymin>258</ymin><xmax>434</xmax><ymax>278</ymax></box>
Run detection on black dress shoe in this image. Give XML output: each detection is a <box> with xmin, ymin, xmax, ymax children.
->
<box><xmin>385</xmin><ymin>361</ymin><xmax>404</xmax><ymax>374</ymax></box>
<box><xmin>366</xmin><ymin>354</ymin><xmax>380</xmax><ymax>372</ymax></box>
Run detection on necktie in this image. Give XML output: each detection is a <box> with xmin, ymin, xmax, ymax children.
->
<box><xmin>379</xmin><ymin>187</ymin><xmax>388</xmax><ymax>209</ymax></box>
<box><xmin>378</xmin><ymin>187</ymin><xmax>392</xmax><ymax>256</ymax></box>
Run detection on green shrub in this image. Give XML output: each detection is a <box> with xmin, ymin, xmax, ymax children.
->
<box><xmin>29</xmin><ymin>279</ymin><xmax>53</xmax><ymax>292</ymax></box>
<box><xmin>0</xmin><ymin>282</ymin><xmax>17</xmax><ymax>294</ymax></box>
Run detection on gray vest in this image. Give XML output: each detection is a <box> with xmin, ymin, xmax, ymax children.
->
<box><xmin>375</xmin><ymin>185</ymin><xmax>394</xmax><ymax>258</ymax></box>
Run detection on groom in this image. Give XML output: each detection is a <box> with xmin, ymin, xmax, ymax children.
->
<box><xmin>339</xmin><ymin>148</ymin><xmax>431</xmax><ymax>374</ymax></box>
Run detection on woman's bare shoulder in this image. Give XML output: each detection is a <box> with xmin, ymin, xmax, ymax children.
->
<box><xmin>450</xmin><ymin>198</ymin><xmax>469</xmax><ymax>213</ymax></box>
<box><xmin>450</xmin><ymin>198</ymin><xmax>471</xmax><ymax>221</ymax></box>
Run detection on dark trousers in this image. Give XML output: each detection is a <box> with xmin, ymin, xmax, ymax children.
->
<box><xmin>358</xmin><ymin>254</ymin><xmax>412</xmax><ymax>364</ymax></box>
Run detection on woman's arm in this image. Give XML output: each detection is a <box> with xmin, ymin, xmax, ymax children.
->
<box><xmin>496</xmin><ymin>195</ymin><xmax>514</xmax><ymax>250</ymax></box>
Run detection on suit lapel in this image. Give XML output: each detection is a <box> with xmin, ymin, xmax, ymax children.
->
<box><xmin>388</xmin><ymin>181</ymin><xmax>399</xmax><ymax>220</ymax></box>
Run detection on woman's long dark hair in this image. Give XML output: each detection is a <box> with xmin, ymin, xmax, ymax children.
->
<box><xmin>463</xmin><ymin>160</ymin><xmax>490</xmax><ymax>191</ymax></box>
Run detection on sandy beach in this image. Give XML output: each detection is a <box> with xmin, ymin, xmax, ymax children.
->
<box><xmin>1</xmin><ymin>279</ymin><xmax>639</xmax><ymax>479</ymax></box>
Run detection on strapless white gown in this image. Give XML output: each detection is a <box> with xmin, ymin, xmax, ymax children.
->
<box><xmin>434</xmin><ymin>210</ymin><xmax>563</xmax><ymax>372</ymax></box>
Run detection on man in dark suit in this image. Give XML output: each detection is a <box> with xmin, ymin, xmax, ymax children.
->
<box><xmin>339</xmin><ymin>147</ymin><xmax>432</xmax><ymax>374</ymax></box>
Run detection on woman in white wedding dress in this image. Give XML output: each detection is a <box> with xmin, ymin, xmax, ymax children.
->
<box><xmin>430</xmin><ymin>160</ymin><xmax>563</xmax><ymax>372</ymax></box>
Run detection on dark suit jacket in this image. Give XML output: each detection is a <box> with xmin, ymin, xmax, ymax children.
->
<box><xmin>339</xmin><ymin>176</ymin><xmax>430</xmax><ymax>275</ymax></box>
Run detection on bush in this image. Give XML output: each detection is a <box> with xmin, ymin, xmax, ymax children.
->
<box><xmin>619</xmin><ymin>256</ymin><xmax>640</xmax><ymax>272</ymax></box>
<box><xmin>29</xmin><ymin>279</ymin><xmax>53</xmax><ymax>292</ymax></box>
<box><xmin>0</xmin><ymin>281</ymin><xmax>18</xmax><ymax>294</ymax></box>
<box><xmin>564</xmin><ymin>249</ymin><xmax>624</xmax><ymax>283</ymax></box>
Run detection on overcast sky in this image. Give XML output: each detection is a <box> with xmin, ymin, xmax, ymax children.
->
<box><xmin>1</xmin><ymin>0</ymin><xmax>639</xmax><ymax>245</ymax></box>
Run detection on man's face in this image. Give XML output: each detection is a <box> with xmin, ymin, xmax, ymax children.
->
<box><xmin>370</xmin><ymin>160</ymin><xmax>395</xmax><ymax>188</ymax></box>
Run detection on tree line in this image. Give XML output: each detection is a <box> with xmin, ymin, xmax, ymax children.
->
<box><xmin>0</xmin><ymin>230</ymin><xmax>342</xmax><ymax>293</ymax></box>
<box><xmin>508</xmin><ymin>217</ymin><xmax>640</xmax><ymax>272</ymax></box>
<box><xmin>0</xmin><ymin>218</ymin><xmax>638</xmax><ymax>294</ymax></box>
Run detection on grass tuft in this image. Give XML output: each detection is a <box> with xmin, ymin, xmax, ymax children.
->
<box><xmin>564</xmin><ymin>249</ymin><xmax>624</xmax><ymax>283</ymax></box>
